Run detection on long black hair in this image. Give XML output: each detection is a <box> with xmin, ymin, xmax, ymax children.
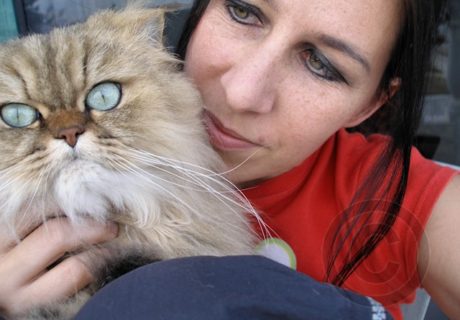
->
<box><xmin>176</xmin><ymin>0</ymin><xmax>447</xmax><ymax>286</ymax></box>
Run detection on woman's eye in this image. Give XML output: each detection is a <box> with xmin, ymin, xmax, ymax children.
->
<box><xmin>226</xmin><ymin>1</ymin><xmax>261</xmax><ymax>25</ymax></box>
<box><xmin>301</xmin><ymin>49</ymin><xmax>345</xmax><ymax>83</ymax></box>
<box><xmin>1</xmin><ymin>103</ymin><xmax>38</xmax><ymax>128</ymax></box>
<box><xmin>232</xmin><ymin>6</ymin><xmax>250</xmax><ymax>19</ymax></box>
<box><xmin>309</xmin><ymin>53</ymin><xmax>326</xmax><ymax>72</ymax></box>
<box><xmin>85</xmin><ymin>82</ymin><xmax>122</xmax><ymax>111</ymax></box>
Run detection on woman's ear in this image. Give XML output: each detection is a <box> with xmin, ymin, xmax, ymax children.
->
<box><xmin>345</xmin><ymin>78</ymin><xmax>401</xmax><ymax>128</ymax></box>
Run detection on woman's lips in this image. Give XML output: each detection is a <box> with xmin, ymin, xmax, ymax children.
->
<box><xmin>203</xmin><ymin>111</ymin><xmax>258</xmax><ymax>150</ymax></box>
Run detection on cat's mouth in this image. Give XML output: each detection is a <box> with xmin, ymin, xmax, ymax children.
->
<box><xmin>70</xmin><ymin>148</ymin><xmax>79</xmax><ymax>159</ymax></box>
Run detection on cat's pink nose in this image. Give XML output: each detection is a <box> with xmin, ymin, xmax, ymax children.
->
<box><xmin>57</xmin><ymin>126</ymin><xmax>85</xmax><ymax>147</ymax></box>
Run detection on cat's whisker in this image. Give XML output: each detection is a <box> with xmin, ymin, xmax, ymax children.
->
<box><xmin>34</xmin><ymin>163</ymin><xmax>54</xmax><ymax>225</ymax></box>
<box><xmin>126</xmin><ymin>148</ymin><xmax>221</xmax><ymax>176</ymax></box>
<box><xmin>0</xmin><ymin>149</ymin><xmax>51</xmax><ymax>173</ymax></box>
<box><xmin>125</xmin><ymin>148</ymin><xmax>269</xmax><ymax>223</ymax></box>
<box><xmin>121</xmin><ymin>153</ymin><xmax>225</xmax><ymax>194</ymax></box>
<box><xmin>219</xmin><ymin>147</ymin><xmax>263</xmax><ymax>177</ymax></box>
<box><xmin>0</xmin><ymin>176</ymin><xmax>20</xmax><ymax>193</ymax></box>
<box><xmin>0</xmin><ymin>156</ymin><xmax>53</xmax><ymax>193</ymax></box>
<box><xmin>125</xmin><ymin>149</ymin><xmax>239</xmax><ymax>194</ymax></box>
<box><xmin>109</xmin><ymin>158</ymin><xmax>200</xmax><ymax>225</ymax></box>
<box><xmin>123</xmin><ymin>162</ymin><xmax>243</xmax><ymax>222</ymax></box>
<box><xmin>0</xmin><ymin>157</ymin><xmax>37</xmax><ymax>172</ymax></box>
<box><xmin>124</xmin><ymin>147</ymin><xmax>253</xmax><ymax>196</ymax></box>
<box><xmin>10</xmin><ymin>163</ymin><xmax>51</xmax><ymax>236</ymax></box>
<box><xmin>120</xmin><ymin>149</ymin><xmax>271</xmax><ymax>239</ymax></box>
<box><xmin>121</xmin><ymin>153</ymin><xmax>245</xmax><ymax>209</ymax></box>
<box><xmin>0</xmin><ymin>162</ymin><xmax>26</xmax><ymax>177</ymax></box>
<box><xmin>112</xmin><ymin>156</ymin><xmax>211</xmax><ymax>206</ymax></box>
<box><xmin>127</xmin><ymin>145</ymin><xmax>262</xmax><ymax>178</ymax></box>
<box><xmin>123</xmin><ymin>150</ymin><xmax>250</xmax><ymax>206</ymax></box>
<box><xmin>113</xmin><ymin>156</ymin><xmax>262</xmax><ymax>238</ymax></box>
<box><xmin>0</xmin><ymin>170</ymin><xmax>30</xmax><ymax>194</ymax></box>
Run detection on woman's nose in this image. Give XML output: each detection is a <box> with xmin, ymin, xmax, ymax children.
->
<box><xmin>220</xmin><ymin>48</ymin><xmax>278</xmax><ymax>114</ymax></box>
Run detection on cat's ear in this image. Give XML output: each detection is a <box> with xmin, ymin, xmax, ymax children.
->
<box><xmin>87</xmin><ymin>7</ymin><xmax>167</xmax><ymax>45</ymax></box>
<box><xmin>133</xmin><ymin>8</ymin><xmax>166</xmax><ymax>44</ymax></box>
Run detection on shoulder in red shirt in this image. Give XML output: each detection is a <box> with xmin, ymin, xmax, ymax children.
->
<box><xmin>243</xmin><ymin>129</ymin><xmax>458</xmax><ymax>320</ymax></box>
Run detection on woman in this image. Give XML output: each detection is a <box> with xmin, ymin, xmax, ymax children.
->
<box><xmin>1</xmin><ymin>0</ymin><xmax>458</xmax><ymax>319</ymax></box>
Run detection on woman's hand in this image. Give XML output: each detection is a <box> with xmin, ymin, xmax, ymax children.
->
<box><xmin>0</xmin><ymin>217</ymin><xmax>118</xmax><ymax>317</ymax></box>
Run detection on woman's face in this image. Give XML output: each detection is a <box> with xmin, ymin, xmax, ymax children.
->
<box><xmin>185</xmin><ymin>0</ymin><xmax>401</xmax><ymax>186</ymax></box>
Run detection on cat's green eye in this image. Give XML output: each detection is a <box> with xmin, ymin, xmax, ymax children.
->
<box><xmin>85</xmin><ymin>82</ymin><xmax>122</xmax><ymax>111</ymax></box>
<box><xmin>1</xmin><ymin>103</ymin><xmax>38</xmax><ymax>128</ymax></box>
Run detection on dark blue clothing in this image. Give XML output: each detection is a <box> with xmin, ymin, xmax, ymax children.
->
<box><xmin>76</xmin><ymin>255</ymin><xmax>392</xmax><ymax>320</ymax></box>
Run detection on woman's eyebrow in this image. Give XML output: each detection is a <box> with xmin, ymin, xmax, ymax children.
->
<box><xmin>318</xmin><ymin>34</ymin><xmax>371</xmax><ymax>73</ymax></box>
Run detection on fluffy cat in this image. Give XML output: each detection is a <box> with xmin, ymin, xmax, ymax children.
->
<box><xmin>0</xmin><ymin>7</ymin><xmax>263</xmax><ymax>319</ymax></box>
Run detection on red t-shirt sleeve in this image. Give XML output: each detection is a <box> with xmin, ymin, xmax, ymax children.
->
<box><xmin>333</xmin><ymin>130</ymin><xmax>458</xmax><ymax>317</ymax></box>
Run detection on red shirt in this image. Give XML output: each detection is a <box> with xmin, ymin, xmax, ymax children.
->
<box><xmin>243</xmin><ymin>129</ymin><xmax>457</xmax><ymax>320</ymax></box>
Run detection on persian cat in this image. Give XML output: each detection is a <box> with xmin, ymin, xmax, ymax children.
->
<box><xmin>0</xmin><ymin>7</ymin><xmax>261</xmax><ymax>319</ymax></box>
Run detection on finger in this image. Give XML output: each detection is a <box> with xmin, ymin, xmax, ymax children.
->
<box><xmin>0</xmin><ymin>221</ymin><xmax>42</xmax><ymax>253</ymax></box>
<box><xmin>5</xmin><ymin>254</ymin><xmax>95</xmax><ymax>315</ymax></box>
<box><xmin>0</xmin><ymin>230</ymin><xmax>16</xmax><ymax>254</ymax></box>
<box><xmin>26</xmin><ymin>253</ymin><xmax>94</xmax><ymax>303</ymax></box>
<box><xmin>1</xmin><ymin>218</ymin><xmax>117</xmax><ymax>285</ymax></box>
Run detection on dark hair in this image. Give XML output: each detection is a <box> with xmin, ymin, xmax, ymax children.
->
<box><xmin>176</xmin><ymin>1</ymin><xmax>210</xmax><ymax>59</ymax></box>
<box><xmin>177</xmin><ymin>0</ymin><xmax>447</xmax><ymax>286</ymax></box>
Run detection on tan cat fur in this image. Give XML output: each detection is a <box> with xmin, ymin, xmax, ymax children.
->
<box><xmin>0</xmin><ymin>7</ymin><xmax>262</xmax><ymax>319</ymax></box>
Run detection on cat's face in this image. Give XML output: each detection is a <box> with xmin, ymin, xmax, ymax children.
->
<box><xmin>0</xmin><ymin>9</ymin><xmax>210</xmax><ymax>229</ymax></box>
